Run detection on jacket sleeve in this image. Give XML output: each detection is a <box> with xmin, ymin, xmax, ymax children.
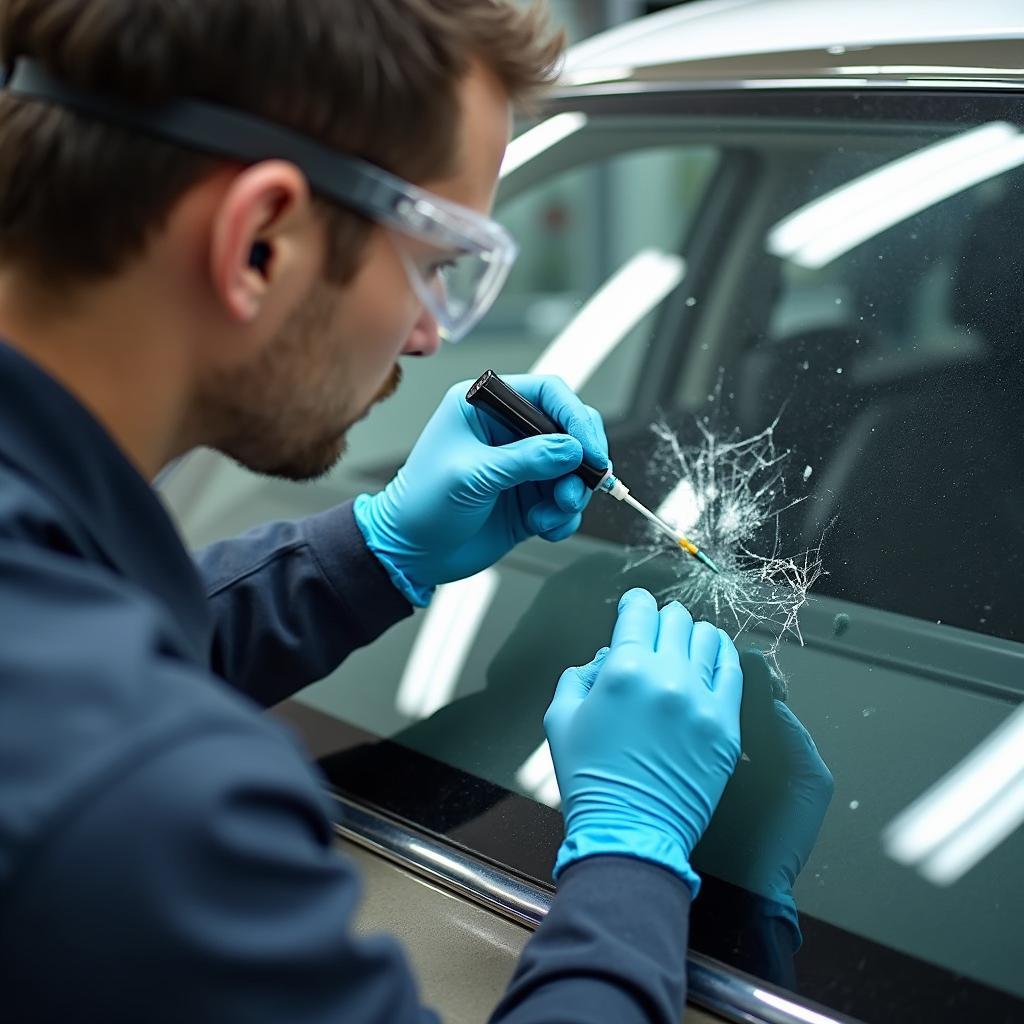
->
<box><xmin>195</xmin><ymin>501</ymin><xmax>413</xmax><ymax>706</ymax></box>
<box><xmin>0</xmin><ymin>706</ymin><xmax>441</xmax><ymax>1024</ymax></box>
<box><xmin>491</xmin><ymin>856</ymin><xmax>692</xmax><ymax>1024</ymax></box>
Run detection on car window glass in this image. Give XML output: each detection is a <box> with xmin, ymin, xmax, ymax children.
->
<box><xmin>493</xmin><ymin>146</ymin><xmax>717</xmax><ymax>418</ymax></box>
<box><xmin>162</xmin><ymin>102</ymin><xmax>1024</xmax><ymax>1021</ymax></box>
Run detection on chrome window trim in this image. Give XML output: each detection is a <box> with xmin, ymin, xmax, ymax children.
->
<box><xmin>332</xmin><ymin>795</ymin><xmax>859</xmax><ymax>1024</ymax></box>
<box><xmin>551</xmin><ymin>76</ymin><xmax>1024</xmax><ymax>100</ymax></box>
<box><xmin>332</xmin><ymin>795</ymin><xmax>551</xmax><ymax>930</ymax></box>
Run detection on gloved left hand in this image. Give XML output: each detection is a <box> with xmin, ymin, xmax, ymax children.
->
<box><xmin>353</xmin><ymin>375</ymin><xmax>608</xmax><ymax>605</ymax></box>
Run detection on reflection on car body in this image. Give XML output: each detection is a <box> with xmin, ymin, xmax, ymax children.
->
<box><xmin>162</xmin><ymin>1</ymin><xmax>1024</xmax><ymax>1021</ymax></box>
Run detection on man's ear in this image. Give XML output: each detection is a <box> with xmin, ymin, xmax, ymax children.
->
<box><xmin>208</xmin><ymin>160</ymin><xmax>315</xmax><ymax>324</ymax></box>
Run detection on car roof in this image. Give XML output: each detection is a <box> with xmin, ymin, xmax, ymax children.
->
<box><xmin>560</xmin><ymin>0</ymin><xmax>1024</xmax><ymax>89</ymax></box>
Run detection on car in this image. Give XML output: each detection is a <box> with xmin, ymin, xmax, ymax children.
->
<box><xmin>161</xmin><ymin>1</ymin><xmax>1024</xmax><ymax>1021</ymax></box>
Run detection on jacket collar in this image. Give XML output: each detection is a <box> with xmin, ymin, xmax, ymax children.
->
<box><xmin>0</xmin><ymin>341</ymin><xmax>212</xmax><ymax>663</ymax></box>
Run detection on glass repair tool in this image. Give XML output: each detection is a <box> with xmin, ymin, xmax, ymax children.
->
<box><xmin>466</xmin><ymin>370</ymin><xmax>721</xmax><ymax>575</ymax></box>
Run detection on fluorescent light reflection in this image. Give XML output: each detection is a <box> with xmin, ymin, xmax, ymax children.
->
<box><xmin>395</xmin><ymin>569</ymin><xmax>499</xmax><ymax>719</ymax></box>
<box><xmin>515</xmin><ymin>741</ymin><xmax>561</xmax><ymax>809</ymax></box>
<box><xmin>500</xmin><ymin>112</ymin><xmax>587</xmax><ymax>179</ymax></box>
<box><xmin>919</xmin><ymin>775</ymin><xmax>1024</xmax><ymax>886</ymax></box>
<box><xmin>529</xmin><ymin>249</ymin><xmax>686</xmax><ymax>389</ymax></box>
<box><xmin>752</xmin><ymin>990</ymin><xmax>839</xmax><ymax>1024</ymax></box>
<box><xmin>767</xmin><ymin>122</ymin><xmax>1024</xmax><ymax>269</ymax></box>
<box><xmin>656</xmin><ymin>477</ymin><xmax>703</xmax><ymax>534</ymax></box>
<box><xmin>883</xmin><ymin>703</ymin><xmax>1024</xmax><ymax>886</ymax></box>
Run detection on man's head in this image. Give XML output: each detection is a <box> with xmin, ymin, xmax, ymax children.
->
<box><xmin>0</xmin><ymin>0</ymin><xmax>564</xmax><ymax>479</ymax></box>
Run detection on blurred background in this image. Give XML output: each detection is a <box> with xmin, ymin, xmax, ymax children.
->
<box><xmin>541</xmin><ymin>0</ymin><xmax>698</xmax><ymax>42</ymax></box>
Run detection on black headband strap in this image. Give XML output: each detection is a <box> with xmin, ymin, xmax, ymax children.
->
<box><xmin>3</xmin><ymin>57</ymin><xmax>408</xmax><ymax>220</ymax></box>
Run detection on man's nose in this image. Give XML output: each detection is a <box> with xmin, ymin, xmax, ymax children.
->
<box><xmin>402</xmin><ymin>309</ymin><xmax>442</xmax><ymax>357</ymax></box>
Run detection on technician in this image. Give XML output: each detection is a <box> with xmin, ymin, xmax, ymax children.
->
<box><xmin>0</xmin><ymin>2</ymin><xmax>743</xmax><ymax>1022</ymax></box>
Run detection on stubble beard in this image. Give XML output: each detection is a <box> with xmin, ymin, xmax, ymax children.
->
<box><xmin>198</xmin><ymin>282</ymin><xmax>403</xmax><ymax>483</ymax></box>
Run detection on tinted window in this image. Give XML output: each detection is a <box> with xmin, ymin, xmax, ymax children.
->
<box><xmin>163</xmin><ymin>90</ymin><xmax>1024</xmax><ymax>1023</ymax></box>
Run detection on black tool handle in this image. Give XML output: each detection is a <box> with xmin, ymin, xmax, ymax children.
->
<box><xmin>466</xmin><ymin>370</ymin><xmax>607</xmax><ymax>490</ymax></box>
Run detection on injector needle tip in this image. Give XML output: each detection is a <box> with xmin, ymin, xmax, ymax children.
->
<box><xmin>676</xmin><ymin>537</ymin><xmax>722</xmax><ymax>575</ymax></box>
<box><xmin>695</xmin><ymin>547</ymin><xmax>723</xmax><ymax>575</ymax></box>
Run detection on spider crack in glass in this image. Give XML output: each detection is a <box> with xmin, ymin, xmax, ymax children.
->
<box><xmin>623</xmin><ymin>393</ymin><xmax>831</xmax><ymax>672</ymax></box>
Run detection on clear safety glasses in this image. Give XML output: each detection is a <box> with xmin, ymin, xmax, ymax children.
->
<box><xmin>382</xmin><ymin>186</ymin><xmax>518</xmax><ymax>342</ymax></box>
<box><xmin>3</xmin><ymin>58</ymin><xmax>518</xmax><ymax>342</ymax></box>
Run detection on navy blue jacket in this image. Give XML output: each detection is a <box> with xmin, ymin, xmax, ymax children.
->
<box><xmin>0</xmin><ymin>342</ymin><xmax>691</xmax><ymax>1023</ymax></box>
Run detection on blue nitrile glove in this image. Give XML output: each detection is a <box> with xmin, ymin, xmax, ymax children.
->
<box><xmin>353</xmin><ymin>375</ymin><xmax>608</xmax><ymax>606</ymax></box>
<box><xmin>544</xmin><ymin>589</ymin><xmax>743</xmax><ymax>897</ymax></box>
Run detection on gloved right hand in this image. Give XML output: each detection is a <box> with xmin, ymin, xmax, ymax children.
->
<box><xmin>353</xmin><ymin>375</ymin><xmax>607</xmax><ymax>606</ymax></box>
<box><xmin>544</xmin><ymin>588</ymin><xmax>743</xmax><ymax>897</ymax></box>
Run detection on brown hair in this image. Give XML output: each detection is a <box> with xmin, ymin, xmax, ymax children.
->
<box><xmin>0</xmin><ymin>0</ymin><xmax>564</xmax><ymax>287</ymax></box>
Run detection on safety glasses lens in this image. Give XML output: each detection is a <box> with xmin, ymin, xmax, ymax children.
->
<box><xmin>398</xmin><ymin>242</ymin><xmax>514</xmax><ymax>343</ymax></box>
